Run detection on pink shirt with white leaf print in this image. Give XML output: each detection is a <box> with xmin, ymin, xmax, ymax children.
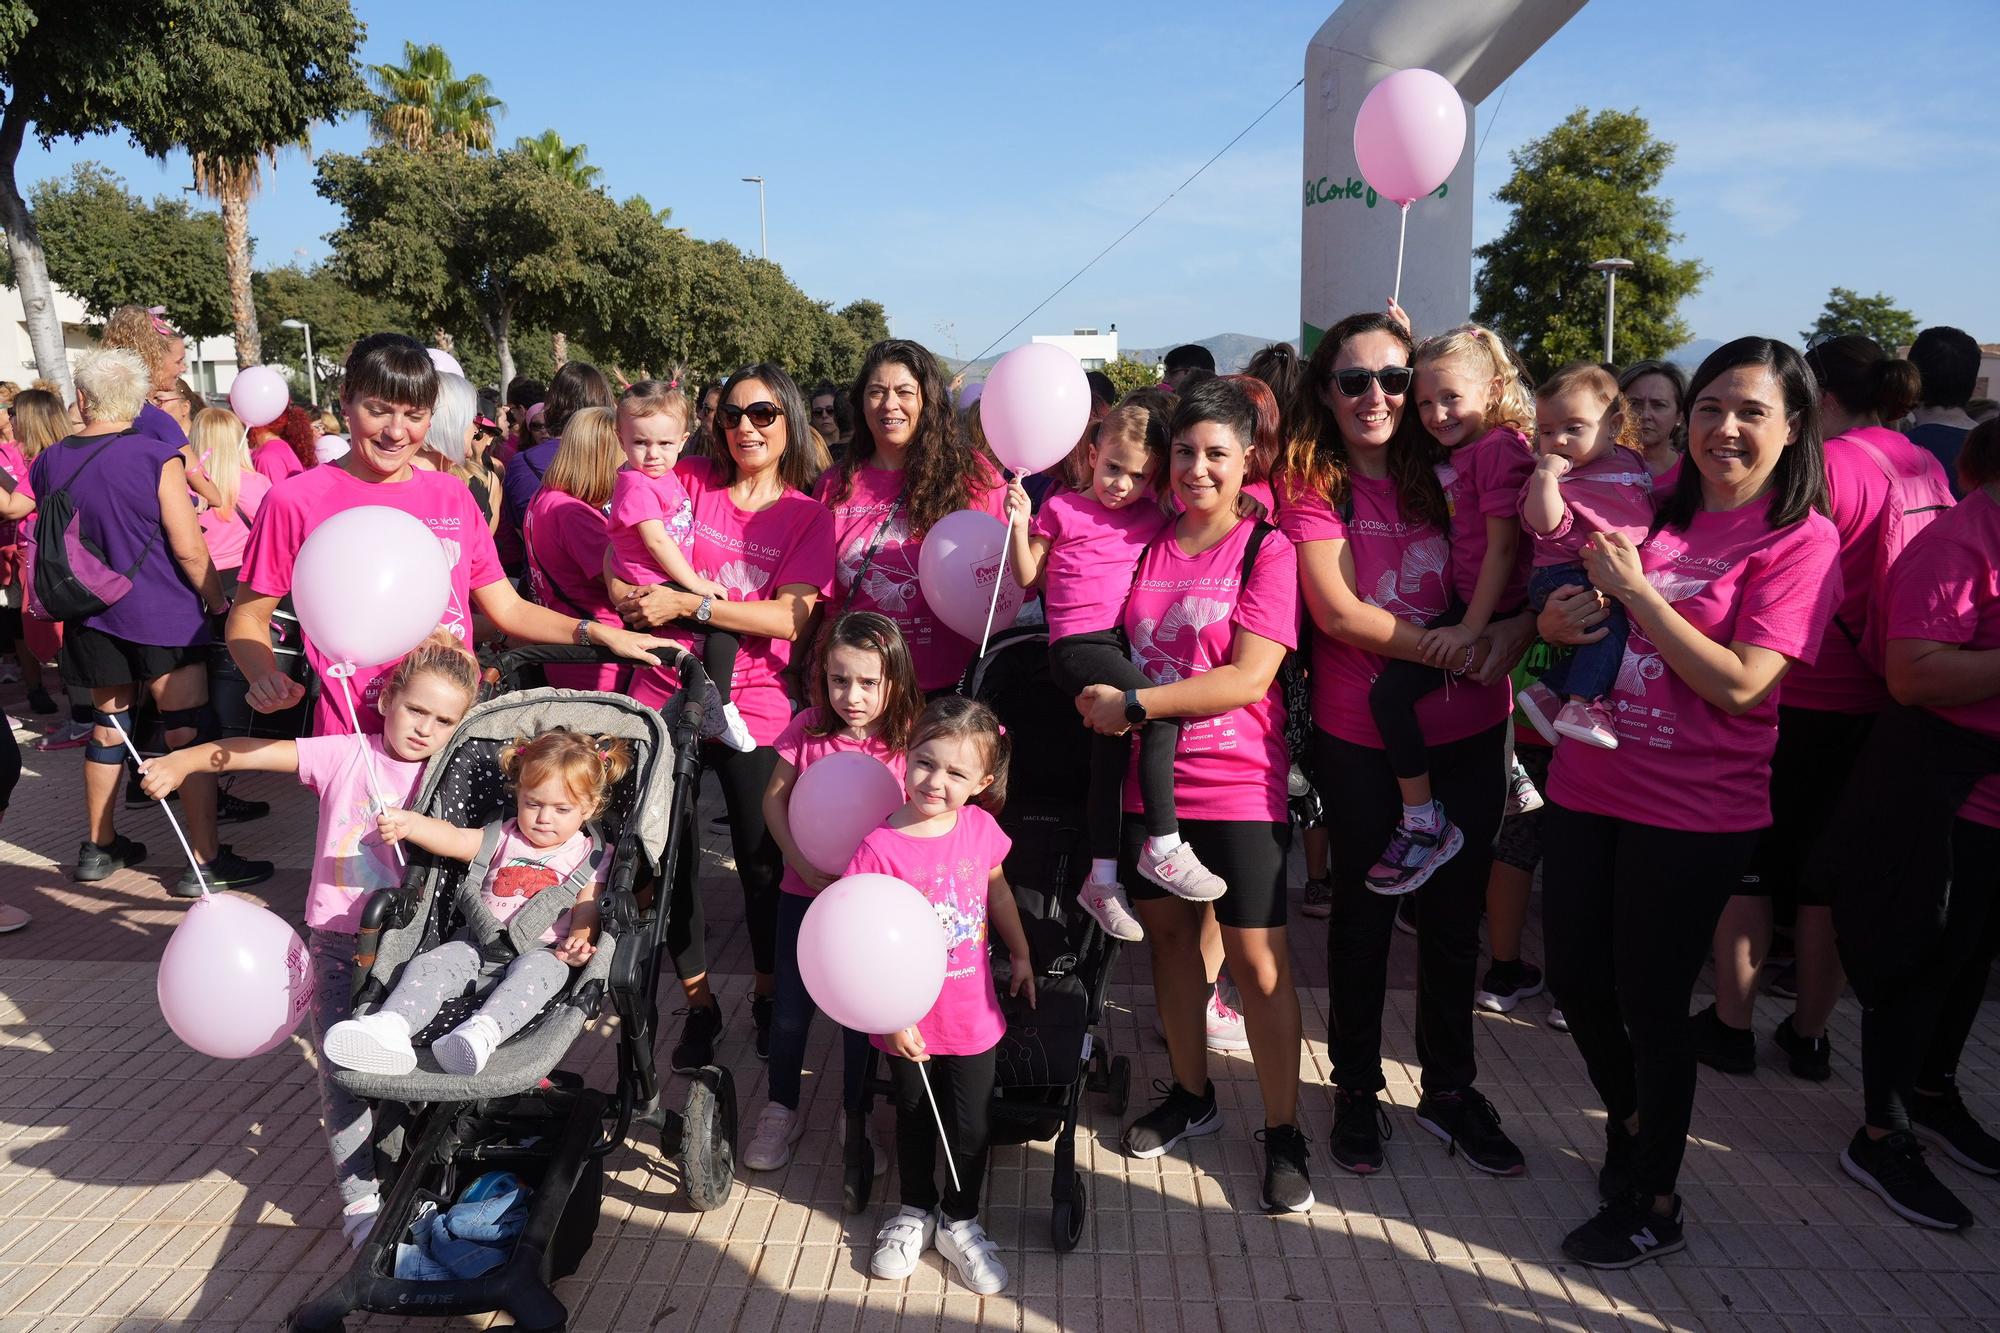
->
<box><xmin>1548</xmin><ymin>496</ymin><xmax>1841</xmax><ymax>832</ymax></box>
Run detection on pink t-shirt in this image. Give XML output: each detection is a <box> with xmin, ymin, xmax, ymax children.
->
<box><xmin>253</xmin><ymin>438</ymin><xmax>307</xmax><ymax>487</ymax></box>
<box><xmin>475</xmin><ymin>821</ymin><xmax>607</xmax><ymax>944</ymax></box>
<box><xmin>848</xmin><ymin>805</ymin><xmax>1012</xmax><ymax>1056</ymax></box>
<box><xmin>1524</xmin><ymin>445</ymin><xmax>1656</xmax><ymax>567</ymax></box>
<box><xmin>1280</xmin><ymin>475</ymin><xmax>1512</xmax><ymax>748</ymax></box>
<box><xmin>0</xmin><ymin>440</ymin><xmax>26</xmax><ymax>551</ymax></box>
<box><xmin>240</xmin><ymin>464</ymin><xmax>503</xmax><ymax>736</ymax></box>
<box><xmin>627</xmin><ymin>457</ymin><xmax>835</xmax><ymax>746</ymax></box>
<box><xmin>521</xmin><ymin>487</ymin><xmax>624</xmax><ymax>692</ymax></box>
<box><xmin>606</xmin><ymin>467</ymin><xmax>696</xmax><ymax>586</ymax></box>
<box><xmin>773</xmin><ymin>707</ymin><xmax>908</xmax><ymax>897</ymax></box>
<box><xmin>1122</xmin><ymin>519</ymin><xmax>1298</xmax><ymax>822</ymax></box>
<box><xmin>1437</xmin><ymin>426</ymin><xmax>1534</xmax><ymax>609</ymax></box>
<box><xmin>1548</xmin><ymin>497</ymin><xmax>1841</xmax><ymax>832</ymax></box>
<box><xmin>1886</xmin><ymin>488</ymin><xmax>2000</xmax><ymax>829</ymax></box>
<box><xmin>196</xmin><ymin>469</ymin><xmax>272</xmax><ymax>572</ymax></box>
<box><xmin>1030</xmin><ymin>487</ymin><xmax>1170</xmax><ymax>640</ymax></box>
<box><xmin>1783</xmin><ymin>428</ymin><xmax>1956</xmax><ymax>715</ymax></box>
<box><xmin>296</xmin><ymin>731</ymin><xmax>427</xmax><ymax>933</ymax></box>
<box><xmin>816</xmin><ymin>459</ymin><xmax>1008</xmax><ymax>691</ymax></box>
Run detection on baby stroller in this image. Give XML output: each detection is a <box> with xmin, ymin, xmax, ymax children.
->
<box><xmin>841</xmin><ymin>624</ymin><xmax>1131</xmax><ymax>1252</ymax></box>
<box><xmin>292</xmin><ymin>646</ymin><xmax>733</xmax><ymax>1333</ymax></box>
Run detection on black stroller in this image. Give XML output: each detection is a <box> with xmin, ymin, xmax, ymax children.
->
<box><xmin>292</xmin><ymin>646</ymin><xmax>733</xmax><ymax>1333</ymax></box>
<box><xmin>841</xmin><ymin>624</ymin><xmax>1131</xmax><ymax>1251</ymax></box>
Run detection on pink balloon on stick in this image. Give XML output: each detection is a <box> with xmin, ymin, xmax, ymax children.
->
<box><xmin>798</xmin><ymin>873</ymin><xmax>948</xmax><ymax>1034</ymax></box>
<box><xmin>916</xmin><ymin>509</ymin><xmax>1025</xmax><ymax>643</ymax></box>
<box><xmin>291</xmin><ymin>505</ymin><xmax>453</xmax><ymax>670</ymax></box>
<box><xmin>980</xmin><ymin>343</ymin><xmax>1091</xmax><ymax>475</ymax></box>
<box><xmin>427</xmin><ymin>348</ymin><xmax>465</xmax><ymax>378</ymax></box>
<box><xmin>229</xmin><ymin>366</ymin><xmax>290</xmax><ymax>429</ymax></box>
<box><xmin>789</xmin><ymin>753</ymin><xmax>904</xmax><ymax>877</ymax></box>
<box><xmin>1353</xmin><ymin>68</ymin><xmax>1467</xmax><ymax>206</ymax></box>
<box><xmin>157</xmin><ymin>892</ymin><xmax>313</xmax><ymax>1059</ymax></box>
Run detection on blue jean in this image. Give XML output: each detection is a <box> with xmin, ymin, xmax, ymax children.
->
<box><xmin>768</xmin><ymin>889</ymin><xmax>870</xmax><ymax>1111</ymax></box>
<box><xmin>1528</xmin><ymin>564</ymin><xmax>1628</xmax><ymax>703</ymax></box>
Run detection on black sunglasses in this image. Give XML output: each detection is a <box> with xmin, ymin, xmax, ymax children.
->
<box><xmin>721</xmin><ymin>401</ymin><xmax>784</xmax><ymax>429</ymax></box>
<box><xmin>1330</xmin><ymin>366</ymin><xmax>1414</xmax><ymax>397</ymax></box>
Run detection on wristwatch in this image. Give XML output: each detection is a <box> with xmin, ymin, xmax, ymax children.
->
<box><xmin>573</xmin><ymin>618</ymin><xmax>593</xmax><ymax>647</ymax></box>
<box><xmin>695</xmin><ymin>595</ymin><xmax>714</xmax><ymax>623</ymax></box>
<box><xmin>1123</xmin><ymin>688</ymin><xmax>1147</xmax><ymax>726</ymax></box>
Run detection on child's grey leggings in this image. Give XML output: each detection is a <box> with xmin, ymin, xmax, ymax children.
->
<box><xmin>379</xmin><ymin>940</ymin><xmax>571</xmax><ymax>1040</ymax></box>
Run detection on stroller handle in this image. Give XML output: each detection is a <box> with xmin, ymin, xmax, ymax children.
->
<box><xmin>491</xmin><ymin>642</ymin><xmax>698</xmax><ymax>694</ymax></box>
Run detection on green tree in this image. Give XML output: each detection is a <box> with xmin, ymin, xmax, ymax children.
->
<box><xmin>0</xmin><ymin>1</ymin><xmax>364</xmax><ymax>398</ymax></box>
<box><xmin>516</xmin><ymin>130</ymin><xmax>600</xmax><ymax>188</ymax></box>
<box><xmin>1472</xmin><ymin>108</ymin><xmax>1707</xmax><ymax>378</ymax></box>
<box><xmin>368</xmin><ymin>42</ymin><xmax>504</xmax><ymax>152</ymax></box>
<box><xmin>1102</xmin><ymin>355</ymin><xmax>1160</xmax><ymax>398</ymax></box>
<box><xmin>1803</xmin><ymin>287</ymin><xmax>1919</xmax><ymax>352</ymax></box>
<box><xmin>253</xmin><ymin>262</ymin><xmax>418</xmax><ymax>397</ymax></box>
<box><xmin>837</xmin><ymin>299</ymin><xmax>891</xmax><ymax>349</ymax></box>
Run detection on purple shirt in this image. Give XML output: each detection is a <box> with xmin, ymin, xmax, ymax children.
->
<box><xmin>502</xmin><ymin>438</ymin><xmax>562</xmax><ymax>535</ymax></box>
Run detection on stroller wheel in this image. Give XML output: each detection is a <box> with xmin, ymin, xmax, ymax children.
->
<box><xmin>677</xmin><ymin>1065</ymin><xmax>737</xmax><ymax>1212</ymax></box>
<box><xmin>1106</xmin><ymin>1055</ymin><xmax>1132</xmax><ymax>1116</ymax></box>
<box><xmin>1051</xmin><ymin>1175</ymin><xmax>1087</xmax><ymax>1252</ymax></box>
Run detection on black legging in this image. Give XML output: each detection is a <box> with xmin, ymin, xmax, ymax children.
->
<box><xmin>1315</xmin><ymin>721</ymin><xmax>1506</xmax><ymax>1095</ymax></box>
<box><xmin>1049</xmin><ymin>629</ymin><xmax>1178</xmax><ymax>857</ymax></box>
<box><xmin>887</xmin><ymin>1046</ymin><xmax>996</xmax><ymax>1222</ymax></box>
<box><xmin>1861</xmin><ymin>817</ymin><xmax>2000</xmax><ymax>1131</ymax></box>
<box><xmin>1542</xmin><ymin>803</ymin><xmax>1755</xmax><ymax>1197</ymax></box>
<box><xmin>1366</xmin><ymin>600</ymin><xmax>1467</xmax><ymax>781</ymax></box>
<box><xmin>666</xmin><ymin>743</ymin><xmax>781</xmax><ymax>980</ymax></box>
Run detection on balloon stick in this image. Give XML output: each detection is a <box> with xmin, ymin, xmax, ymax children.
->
<box><xmin>976</xmin><ymin>487</ymin><xmax>1014</xmax><ymax>662</ymax></box>
<box><xmin>329</xmin><ymin>663</ymin><xmax>407</xmax><ymax>868</ymax></box>
<box><xmin>112</xmin><ymin>717</ymin><xmax>208</xmax><ymax>897</ymax></box>
<box><xmin>1392</xmin><ymin>202</ymin><xmax>1410</xmax><ymax>308</ymax></box>
<box><xmin>916</xmin><ymin>1060</ymin><xmax>963</xmax><ymax>1192</ymax></box>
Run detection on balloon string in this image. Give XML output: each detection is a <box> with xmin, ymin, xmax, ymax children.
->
<box><xmin>334</xmin><ymin>669</ymin><xmax>407</xmax><ymax>869</ymax></box>
<box><xmin>977</xmin><ymin>493</ymin><xmax>1013</xmax><ymax>663</ymax></box>
<box><xmin>1392</xmin><ymin>202</ymin><xmax>1410</xmax><ymax>308</ymax></box>
<box><xmin>112</xmin><ymin>717</ymin><xmax>208</xmax><ymax>898</ymax></box>
<box><xmin>916</xmin><ymin>1060</ymin><xmax>963</xmax><ymax>1193</ymax></box>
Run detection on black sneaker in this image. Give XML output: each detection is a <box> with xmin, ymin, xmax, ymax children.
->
<box><xmin>1599</xmin><ymin>1119</ymin><xmax>1638</xmax><ymax>1202</ymax></box>
<box><xmin>174</xmin><ymin>846</ymin><xmax>275</xmax><ymax>897</ymax></box>
<box><xmin>1840</xmin><ymin>1128</ymin><xmax>1973</xmax><ymax>1230</ymax></box>
<box><xmin>1255</xmin><ymin>1123</ymin><xmax>1314</xmax><ymax>1213</ymax></box>
<box><xmin>1561</xmin><ymin>1192</ymin><xmax>1686</xmax><ymax>1269</ymax></box>
<box><xmin>1330</xmin><ymin>1088</ymin><xmax>1391</xmax><ymax>1174</ymax></box>
<box><xmin>26</xmin><ymin>686</ymin><xmax>56</xmax><ymax>715</ymax></box>
<box><xmin>1300</xmin><ymin>877</ymin><xmax>1332</xmax><ymax>919</ymax></box>
<box><xmin>1415</xmin><ymin>1088</ymin><xmax>1526</xmax><ymax>1176</ymax></box>
<box><xmin>1475</xmin><ymin>959</ymin><xmax>1546</xmax><ymax>1014</ymax></box>
<box><xmin>751</xmin><ymin>992</ymin><xmax>775</xmax><ymax>1062</ymax></box>
<box><xmin>216</xmin><ymin>788</ymin><xmax>271</xmax><ymax>824</ymax></box>
<box><xmin>670</xmin><ymin>1003</ymin><xmax>725</xmax><ymax>1074</ymax></box>
<box><xmin>74</xmin><ymin>835</ymin><xmax>146</xmax><ymax>883</ymax></box>
<box><xmin>1689</xmin><ymin>1004</ymin><xmax>1755</xmax><ymax>1075</ymax></box>
<box><xmin>1772</xmin><ymin>1014</ymin><xmax>1831</xmax><ymax>1083</ymax></box>
<box><xmin>1122</xmin><ymin>1080</ymin><xmax>1221</xmax><ymax>1159</ymax></box>
<box><xmin>1909</xmin><ymin>1086</ymin><xmax>2000</xmax><ymax>1176</ymax></box>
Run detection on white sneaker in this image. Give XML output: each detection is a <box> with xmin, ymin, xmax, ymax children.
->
<box><xmin>837</xmin><ymin>1108</ymin><xmax>888</xmax><ymax>1177</ymax></box>
<box><xmin>1205</xmin><ymin>983</ymin><xmax>1250</xmax><ymax>1053</ymax></box>
<box><xmin>323</xmin><ymin>1011</ymin><xmax>416</xmax><ymax>1074</ymax></box>
<box><xmin>432</xmin><ymin>1013</ymin><xmax>501</xmax><ymax>1075</ymax></box>
<box><xmin>741</xmin><ymin>1102</ymin><xmax>805</xmax><ymax>1171</ymax></box>
<box><xmin>869</xmin><ymin>1205</ymin><xmax>936</xmax><ymax>1280</ymax></box>
<box><xmin>935</xmin><ymin>1216</ymin><xmax>1008</xmax><ymax>1295</ymax></box>
<box><xmin>341</xmin><ymin>1193</ymin><xmax>380</xmax><ymax>1248</ymax></box>
<box><xmin>717</xmin><ymin>701</ymin><xmax>757</xmax><ymax>753</ymax></box>
<box><xmin>1078</xmin><ymin>878</ymin><xmax>1144</xmax><ymax>942</ymax></box>
<box><xmin>1137</xmin><ymin>840</ymin><xmax>1227</xmax><ymax>902</ymax></box>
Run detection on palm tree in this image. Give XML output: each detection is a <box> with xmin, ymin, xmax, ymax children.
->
<box><xmin>192</xmin><ymin>151</ymin><xmax>276</xmax><ymax>367</ymax></box>
<box><xmin>516</xmin><ymin>130</ymin><xmax>600</xmax><ymax>188</ymax></box>
<box><xmin>368</xmin><ymin>42</ymin><xmax>504</xmax><ymax>152</ymax></box>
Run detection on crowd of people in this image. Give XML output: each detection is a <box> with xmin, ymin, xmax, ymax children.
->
<box><xmin>1</xmin><ymin>302</ymin><xmax>1998</xmax><ymax>1294</ymax></box>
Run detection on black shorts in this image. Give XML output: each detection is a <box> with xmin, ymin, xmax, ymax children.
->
<box><xmin>59</xmin><ymin>623</ymin><xmax>206</xmax><ymax>691</ymax></box>
<box><xmin>1121</xmin><ymin>816</ymin><xmax>1292</xmax><ymax>930</ymax></box>
<box><xmin>1744</xmin><ymin>705</ymin><xmax>1876</xmax><ymax>907</ymax></box>
<box><xmin>1494</xmin><ymin>741</ymin><xmax>1552</xmax><ymax>872</ymax></box>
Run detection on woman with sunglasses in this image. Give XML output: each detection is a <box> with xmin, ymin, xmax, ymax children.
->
<box><xmin>816</xmin><ymin>340</ymin><xmax>1007</xmax><ymax>696</ymax></box>
<box><xmin>1280</xmin><ymin>311</ymin><xmax>1536</xmax><ymax>1180</ymax></box>
<box><xmin>610</xmin><ymin>364</ymin><xmax>836</xmax><ymax>1071</ymax></box>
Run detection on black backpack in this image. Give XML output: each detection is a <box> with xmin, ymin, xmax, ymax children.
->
<box><xmin>25</xmin><ymin>432</ymin><xmax>161</xmax><ymax>622</ymax></box>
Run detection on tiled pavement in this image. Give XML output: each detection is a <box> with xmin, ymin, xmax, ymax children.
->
<box><xmin>6</xmin><ymin>703</ymin><xmax>2000</xmax><ymax>1331</ymax></box>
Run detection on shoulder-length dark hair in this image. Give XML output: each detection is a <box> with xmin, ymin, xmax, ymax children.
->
<box><xmin>832</xmin><ymin>339</ymin><xmax>991</xmax><ymax>535</ymax></box>
<box><xmin>1282</xmin><ymin>312</ymin><xmax>1446</xmax><ymax>527</ymax></box>
<box><xmin>541</xmin><ymin>361</ymin><xmax>616</xmax><ymax>441</ymax></box>
<box><xmin>805</xmin><ymin>611</ymin><xmax>924</xmax><ymax>751</ymax></box>
<box><xmin>1658</xmin><ymin>337</ymin><xmax>1827</xmax><ymax>533</ymax></box>
<box><xmin>710</xmin><ymin>361</ymin><xmax>827</xmax><ymax>492</ymax></box>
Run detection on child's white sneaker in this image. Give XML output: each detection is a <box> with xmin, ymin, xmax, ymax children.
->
<box><xmin>1079</xmin><ymin>878</ymin><xmax>1145</xmax><ymax>942</ymax></box>
<box><xmin>741</xmin><ymin>1102</ymin><xmax>805</xmax><ymax>1171</ymax></box>
<box><xmin>432</xmin><ymin>1013</ymin><xmax>502</xmax><ymax>1075</ymax></box>
<box><xmin>869</xmin><ymin>1205</ymin><xmax>936</xmax><ymax>1280</ymax></box>
<box><xmin>1137</xmin><ymin>839</ymin><xmax>1227</xmax><ymax>902</ymax></box>
<box><xmin>836</xmin><ymin>1107</ymin><xmax>888</xmax><ymax>1177</ymax></box>
<box><xmin>341</xmin><ymin>1192</ymin><xmax>380</xmax><ymax>1248</ymax></box>
<box><xmin>323</xmin><ymin>1011</ymin><xmax>416</xmax><ymax>1074</ymax></box>
<box><xmin>717</xmin><ymin>702</ymin><xmax>757</xmax><ymax>753</ymax></box>
<box><xmin>935</xmin><ymin>1215</ymin><xmax>1008</xmax><ymax>1295</ymax></box>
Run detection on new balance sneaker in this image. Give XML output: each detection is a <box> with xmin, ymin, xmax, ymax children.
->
<box><xmin>323</xmin><ymin>1011</ymin><xmax>417</xmax><ymax>1075</ymax></box>
<box><xmin>1137</xmin><ymin>840</ymin><xmax>1227</xmax><ymax>901</ymax></box>
<box><xmin>1553</xmin><ymin>699</ymin><xmax>1618</xmax><ymax>749</ymax></box>
<box><xmin>1841</xmin><ymin>1128</ymin><xmax>1973</xmax><ymax>1230</ymax></box>
<box><xmin>433</xmin><ymin>1013</ymin><xmax>502</xmax><ymax>1075</ymax></box>
<box><xmin>869</xmin><ymin>1206</ymin><xmax>936</xmax><ymax>1280</ymax></box>
<box><xmin>1475</xmin><ymin>959</ymin><xmax>1547</xmax><ymax>1014</ymax></box>
<box><xmin>1415</xmin><ymin>1088</ymin><xmax>1526</xmax><ymax>1176</ymax></box>
<box><xmin>1364</xmin><ymin>809</ymin><xmax>1464</xmax><ymax>896</ymax></box>
<box><xmin>1300</xmin><ymin>876</ymin><xmax>1333</xmax><ymax>919</ymax></box>
<box><xmin>1505</xmin><ymin>756</ymin><xmax>1545</xmax><ymax>815</ymax></box>
<box><xmin>1772</xmin><ymin>1014</ymin><xmax>1831</xmax><ymax>1083</ymax></box>
<box><xmin>935</xmin><ymin>1216</ymin><xmax>1007</xmax><ymax>1295</ymax></box>
<box><xmin>173</xmin><ymin>846</ymin><xmax>275</xmax><ymax>898</ymax></box>
<box><xmin>1599</xmin><ymin>1120</ymin><xmax>1638</xmax><ymax>1203</ymax></box>
<box><xmin>741</xmin><ymin>1102</ymin><xmax>806</xmax><ymax>1171</ymax></box>
<box><xmin>751</xmin><ymin>992</ymin><xmax>774</xmax><ymax>1061</ymax></box>
<box><xmin>73</xmin><ymin>834</ymin><xmax>146</xmax><ymax>883</ymax></box>
<box><xmin>1122</xmin><ymin>1080</ymin><xmax>1221</xmax><ymax>1159</ymax></box>
<box><xmin>1078</xmin><ymin>878</ymin><xmax>1145</xmax><ymax>942</ymax></box>
<box><xmin>1206</xmin><ymin>983</ymin><xmax>1249</xmax><ymax>1052</ymax></box>
<box><xmin>1909</xmin><ymin>1086</ymin><xmax>2000</xmax><ymax>1176</ymax></box>
<box><xmin>1516</xmin><ymin>681</ymin><xmax>1562</xmax><ymax>746</ymax></box>
<box><xmin>1256</xmin><ymin>1123</ymin><xmax>1315</xmax><ymax>1213</ymax></box>
<box><xmin>1561</xmin><ymin>1192</ymin><xmax>1685</xmax><ymax>1269</ymax></box>
<box><xmin>670</xmin><ymin>1002</ymin><xmax>724</xmax><ymax>1074</ymax></box>
<box><xmin>1689</xmin><ymin>1004</ymin><xmax>1756</xmax><ymax>1075</ymax></box>
<box><xmin>1329</xmin><ymin>1088</ymin><xmax>1391</xmax><ymax>1175</ymax></box>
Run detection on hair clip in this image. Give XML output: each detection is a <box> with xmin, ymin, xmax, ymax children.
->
<box><xmin>146</xmin><ymin>306</ymin><xmax>174</xmax><ymax>337</ymax></box>
<box><xmin>667</xmin><ymin>377</ymin><xmax>679</xmax><ymax>390</ymax></box>
<box><xmin>995</xmin><ymin>724</ymin><xmax>1007</xmax><ymax>736</ymax></box>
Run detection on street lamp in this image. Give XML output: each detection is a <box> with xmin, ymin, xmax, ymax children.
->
<box><xmin>278</xmin><ymin>318</ymin><xmax>316</xmax><ymax>406</ymax></box>
<box><xmin>740</xmin><ymin>176</ymin><xmax>767</xmax><ymax>260</ymax></box>
<box><xmin>1589</xmin><ymin>258</ymin><xmax>1634</xmax><ymax>364</ymax></box>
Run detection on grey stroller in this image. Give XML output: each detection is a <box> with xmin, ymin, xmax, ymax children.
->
<box><xmin>292</xmin><ymin>646</ymin><xmax>733</xmax><ymax>1332</ymax></box>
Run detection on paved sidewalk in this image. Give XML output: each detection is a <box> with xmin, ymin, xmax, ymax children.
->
<box><xmin>5</xmin><ymin>709</ymin><xmax>2000</xmax><ymax>1331</ymax></box>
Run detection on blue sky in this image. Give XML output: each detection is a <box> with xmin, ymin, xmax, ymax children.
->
<box><xmin>23</xmin><ymin>0</ymin><xmax>2000</xmax><ymax>356</ymax></box>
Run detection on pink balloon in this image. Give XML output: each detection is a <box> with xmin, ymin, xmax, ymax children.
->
<box><xmin>980</xmin><ymin>343</ymin><xmax>1090</xmax><ymax>475</ymax></box>
<box><xmin>157</xmin><ymin>892</ymin><xmax>313</xmax><ymax>1059</ymax></box>
<box><xmin>1353</xmin><ymin>68</ymin><xmax>1468</xmax><ymax>206</ymax></box>
<box><xmin>916</xmin><ymin>509</ymin><xmax>1025</xmax><ymax>642</ymax></box>
<box><xmin>798</xmin><ymin>873</ymin><xmax>948</xmax><ymax>1034</ymax></box>
<box><xmin>427</xmin><ymin>348</ymin><xmax>465</xmax><ymax>378</ymax></box>
<box><xmin>228</xmin><ymin>365</ymin><xmax>290</xmax><ymax>429</ymax></box>
<box><xmin>292</xmin><ymin>505</ymin><xmax>453</xmax><ymax>669</ymax></box>
<box><xmin>790</xmin><ymin>753</ymin><xmax>904</xmax><ymax>877</ymax></box>
<box><xmin>314</xmin><ymin>434</ymin><xmax>349</xmax><ymax>464</ymax></box>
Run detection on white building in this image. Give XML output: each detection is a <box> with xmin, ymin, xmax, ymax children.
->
<box><xmin>1032</xmin><ymin>325</ymin><xmax>1119</xmax><ymax>371</ymax></box>
<box><xmin>0</xmin><ymin>282</ymin><xmax>242</xmax><ymax>399</ymax></box>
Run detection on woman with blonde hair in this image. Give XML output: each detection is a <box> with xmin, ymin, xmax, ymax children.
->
<box><xmin>4</xmin><ymin>390</ymin><xmax>85</xmax><ymax>735</ymax></box>
<box><xmin>522</xmin><ymin>405</ymin><xmax>626</xmax><ymax>691</ymax></box>
<box><xmin>98</xmin><ymin>305</ymin><xmax>190</xmax><ymax>446</ymax></box>
<box><xmin>185</xmin><ymin>407</ymin><xmax>270</xmax><ymax>597</ymax></box>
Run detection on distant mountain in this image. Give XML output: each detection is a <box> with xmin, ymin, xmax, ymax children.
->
<box><xmin>1664</xmin><ymin>338</ymin><xmax>1720</xmax><ymax>370</ymax></box>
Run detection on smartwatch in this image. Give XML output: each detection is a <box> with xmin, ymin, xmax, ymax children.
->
<box><xmin>695</xmin><ymin>595</ymin><xmax>714</xmax><ymax>623</ymax></box>
<box><xmin>1123</xmin><ymin>688</ymin><xmax>1147</xmax><ymax>726</ymax></box>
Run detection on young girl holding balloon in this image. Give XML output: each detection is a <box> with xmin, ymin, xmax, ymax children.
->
<box><xmin>848</xmin><ymin>694</ymin><xmax>1034</xmax><ymax>1297</ymax></box>
<box><xmin>744</xmin><ymin>611</ymin><xmax>923</xmax><ymax>1172</ymax></box>
<box><xmin>140</xmin><ymin>631</ymin><xmax>481</xmax><ymax>1246</ymax></box>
